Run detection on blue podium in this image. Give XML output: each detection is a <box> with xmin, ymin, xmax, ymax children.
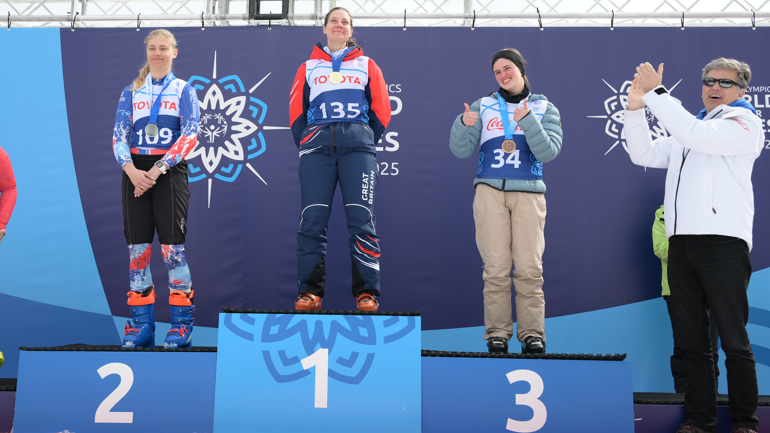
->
<box><xmin>13</xmin><ymin>345</ymin><xmax>217</xmax><ymax>433</ymax></box>
<box><xmin>214</xmin><ymin>310</ymin><xmax>421</xmax><ymax>433</ymax></box>
<box><xmin>421</xmin><ymin>352</ymin><xmax>634</xmax><ymax>433</ymax></box>
<box><xmin>10</xmin><ymin>317</ymin><xmax>636</xmax><ymax>432</ymax></box>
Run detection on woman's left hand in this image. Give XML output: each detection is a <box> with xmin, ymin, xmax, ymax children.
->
<box><xmin>513</xmin><ymin>99</ymin><xmax>530</xmax><ymax>122</ymax></box>
<box><xmin>135</xmin><ymin>168</ymin><xmax>161</xmax><ymax>197</ymax></box>
<box><xmin>148</xmin><ymin>165</ymin><xmax>163</xmax><ymax>180</ymax></box>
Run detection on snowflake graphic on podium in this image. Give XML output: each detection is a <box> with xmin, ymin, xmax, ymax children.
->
<box><xmin>588</xmin><ymin>78</ymin><xmax>682</xmax><ymax>156</ymax></box>
<box><xmin>224</xmin><ymin>313</ymin><xmax>416</xmax><ymax>385</ymax></box>
<box><xmin>186</xmin><ymin>52</ymin><xmax>288</xmax><ymax>207</ymax></box>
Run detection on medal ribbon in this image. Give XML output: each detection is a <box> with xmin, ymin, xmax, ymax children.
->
<box><xmin>145</xmin><ymin>71</ymin><xmax>176</xmax><ymax>128</ymax></box>
<box><xmin>496</xmin><ymin>93</ymin><xmax>529</xmax><ymax>140</ymax></box>
<box><xmin>330</xmin><ymin>47</ymin><xmax>356</xmax><ymax>73</ymax></box>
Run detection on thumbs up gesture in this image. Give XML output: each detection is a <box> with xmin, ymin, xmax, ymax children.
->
<box><xmin>513</xmin><ymin>99</ymin><xmax>530</xmax><ymax>122</ymax></box>
<box><xmin>462</xmin><ymin>103</ymin><xmax>478</xmax><ymax>127</ymax></box>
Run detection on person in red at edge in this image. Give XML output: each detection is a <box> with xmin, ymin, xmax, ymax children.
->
<box><xmin>289</xmin><ymin>7</ymin><xmax>391</xmax><ymax>311</ymax></box>
<box><xmin>0</xmin><ymin>145</ymin><xmax>13</xmax><ymax>364</ymax></box>
<box><xmin>0</xmin><ymin>145</ymin><xmax>17</xmax><ymax>245</ymax></box>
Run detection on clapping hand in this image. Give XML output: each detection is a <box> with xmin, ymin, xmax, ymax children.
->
<box><xmin>462</xmin><ymin>103</ymin><xmax>478</xmax><ymax>127</ymax></box>
<box><xmin>635</xmin><ymin>62</ymin><xmax>664</xmax><ymax>93</ymax></box>
<box><xmin>627</xmin><ymin>79</ymin><xmax>646</xmax><ymax>111</ymax></box>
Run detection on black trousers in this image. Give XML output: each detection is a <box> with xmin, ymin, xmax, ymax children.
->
<box><xmin>664</xmin><ymin>295</ymin><xmax>719</xmax><ymax>393</ymax></box>
<box><xmin>668</xmin><ymin>235</ymin><xmax>758</xmax><ymax>432</ymax></box>
<box><xmin>122</xmin><ymin>155</ymin><xmax>189</xmax><ymax>245</ymax></box>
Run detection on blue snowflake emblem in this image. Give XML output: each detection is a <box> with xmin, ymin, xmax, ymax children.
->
<box><xmin>185</xmin><ymin>52</ymin><xmax>275</xmax><ymax>206</ymax></box>
<box><xmin>224</xmin><ymin>313</ymin><xmax>417</xmax><ymax>385</ymax></box>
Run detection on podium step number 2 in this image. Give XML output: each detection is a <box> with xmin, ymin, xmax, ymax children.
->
<box><xmin>13</xmin><ymin>349</ymin><xmax>216</xmax><ymax>433</ymax></box>
<box><xmin>95</xmin><ymin>363</ymin><xmax>133</xmax><ymax>424</ymax></box>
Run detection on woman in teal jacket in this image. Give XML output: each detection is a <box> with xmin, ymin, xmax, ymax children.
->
<box><xmin>449</xmin><ymin>48</ymin><xmax>562</xmax><ymax>354</ymax></box>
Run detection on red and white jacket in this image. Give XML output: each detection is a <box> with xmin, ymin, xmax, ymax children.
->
<box><xmin>0</xmin><ymin>146</ymin><xmax>16</xmax><ymax>231</ymax></box>
<box><xmin>290</xmin><ymin>44</ymin><xmax>390</xmax><ymax>150</ymax></box>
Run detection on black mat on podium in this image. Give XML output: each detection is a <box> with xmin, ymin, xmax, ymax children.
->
<box><xmin>421</xmin><ymin>350</ymin><xmax>626</xmax><ymax>361</ymax></box>
<box><xmin>634</xmin><ymin>392</ymin><xmax>770</xmax><ymax>406</ymax></box>
<box><xmin>19</xmin><ymin>343</ymin><xmax>217</xmax><ymax>352</ymax></box>
<box><xmin>0</xmin><ymin>379</ymin><xmax>15</xmax><ymax>392</ymax></box>
<box><xmin>222</xmin><ymin>308</ymin><xmax>420</xmax><ymax>316</ymax></box>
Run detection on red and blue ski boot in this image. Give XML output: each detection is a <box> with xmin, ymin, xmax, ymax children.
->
<box><xmin>164</xmin><ymin>289</ymin><xmax>194</xmax><ymax>349</ymax></box>
<box><xmin>123</xmin><ymin>286</ymin><xmax>156</xmax><ymax>348</ymax></box>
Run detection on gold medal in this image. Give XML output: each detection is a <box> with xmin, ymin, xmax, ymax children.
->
<box><xmin>329</xmin><ymin>71</ymin><xmax>343</xmax><ymax>84</ymax></box>
<box><xmin>502</xmin><ymin>139</ymin><xmax>516</xmax><ymax>154</ymax></box>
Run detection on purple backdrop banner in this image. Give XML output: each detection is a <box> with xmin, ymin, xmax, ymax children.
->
<box><xmin>60</xmin><ymin>27</ymin><xmax>770</xmax><ymax>331</ymax></box>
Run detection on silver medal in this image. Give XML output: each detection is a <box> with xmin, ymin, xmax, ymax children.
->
<box><xmin>145</xmin><ymin>123</ymin><xmax>159</xmax><ymax>137</ymax></box>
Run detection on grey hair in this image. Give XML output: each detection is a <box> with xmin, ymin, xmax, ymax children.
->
<box><xmin>702</xmin><ymin>58</ymin><xmax>751</xmax><ymax>89</ymax></box>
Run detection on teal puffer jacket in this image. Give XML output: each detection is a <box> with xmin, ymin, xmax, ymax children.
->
<box><xmin>449</xmin><ymin>93</ymin><xmax>563</xmax><ymax>192</ymax></box>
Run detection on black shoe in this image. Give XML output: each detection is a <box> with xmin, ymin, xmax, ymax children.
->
<box><xmin>522</xmin><ymin>336</ymin><xmax>546</xmax><ymax>354</ymax></box>
<box><xmin>731</xmin><ymin>427</ymin><xmax>758</xmax><ymax>433</ymax></box>
<box><xmin>676</xmin><ymin>423</ymin><xmax>708</xmax><ymax>433</ymax></box>
<box><xmin>487</xmin><ymin>337</ymin><xmax>508</xmax><ymax>353</ymax></box>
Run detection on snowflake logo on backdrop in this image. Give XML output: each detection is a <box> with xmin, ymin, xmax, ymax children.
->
<box><xmin>588</xmin><ymin>79</ymin><xmax>682</xmax><ymax>156</ymax></box>
<box><xmin>224</xmin><ymin>313</ymin><xmax>416</xmax><ymax>384</ymax></box>
<box><xmin>185</xmin><ymin>52</ymin><xmax>288</xmax><ymax>207</ymax></box>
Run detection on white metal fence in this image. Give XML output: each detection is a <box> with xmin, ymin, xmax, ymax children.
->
<box><xmin>2</xmin><ymin>0</ymin><xmax>769</xmax><ymax>28</ymax></box>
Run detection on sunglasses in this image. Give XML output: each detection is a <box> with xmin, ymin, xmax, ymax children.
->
<box><xmin>703</xmin><ymin>78</ymin><xmax>740</xmax><ymax>88</ymax></box>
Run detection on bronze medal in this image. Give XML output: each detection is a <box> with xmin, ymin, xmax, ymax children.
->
<box><xmin>502</xmin><ymin>139</ymin><xmax>516</xmax><ymax>154</ymax></box>
<box><xmin>329</xmin><ymin>71</ymin><xmax>343</xmax><ymax>84</ymax></box>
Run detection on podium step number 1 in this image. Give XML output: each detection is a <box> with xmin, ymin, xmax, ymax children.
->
<box><xmin>214</xmin><ymin>312</ymin><xmax>422</xmax><ymax>433</ymax></box>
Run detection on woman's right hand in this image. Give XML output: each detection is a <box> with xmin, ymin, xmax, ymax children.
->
<box><xmin>124</xmin><ymin>163</ymin><xmax>156</xmax><ymax>197</ymax></box>
<box><xmin>462</xmin><ymin>103</ymin><xmax>478</xmax><ymax>127</ymax></box>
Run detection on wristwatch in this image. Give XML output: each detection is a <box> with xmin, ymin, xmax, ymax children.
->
<box><xmin>154</xmin><ymin>160</ymin><xmax>167</xmax><ymax>175</ymax></box>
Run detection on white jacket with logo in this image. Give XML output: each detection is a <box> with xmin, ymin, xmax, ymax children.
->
<box><xmin>624</xmin><ymin>86</ymin><xmax>764</xmax><ymax>250</ymax></box>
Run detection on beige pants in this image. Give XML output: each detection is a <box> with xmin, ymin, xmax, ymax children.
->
<box><xmin>473</xmin><ymin>184</ymin><xmax>546</xmax><ymax>342</ymax></box>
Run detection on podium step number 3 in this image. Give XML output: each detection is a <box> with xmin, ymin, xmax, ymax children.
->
<box><xmin>421</xmin><ymin>356</ymin><xmax>634</xmax><ymax>433</ymax></box>
<box><xmin>506</xmin><ymin>369</ymin><xmax>547</xmax><ymax>432</ymax></box>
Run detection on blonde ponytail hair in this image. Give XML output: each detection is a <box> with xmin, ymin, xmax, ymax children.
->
<box><xmin>131</xmin><ymin>29</ymin><xmax>178</xmax><ymax>91</ymax></box>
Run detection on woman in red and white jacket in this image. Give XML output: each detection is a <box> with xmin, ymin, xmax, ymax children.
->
<box><xmin>112</xmin><ymin>29</ymin><xmax>200</xmax><ymax>349</ymax></box>
<box><xmin>289</xmin><ymin>7</ymin><xmax>391</xmax><ymax>311</ymax></box>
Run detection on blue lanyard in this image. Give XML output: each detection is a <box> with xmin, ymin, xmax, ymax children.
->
<box><xmin>496</xmin><ymin>93</ymin><xmax>529</xmax><ymax>140</ymax></box>
<box><xmin>148</xmin><ymin>72</ymin><xmax>175</xmax><ymax>126</ymax></box>
<box><xmin>330</xmin><ymin>47</ymin><xmax>355</xmax><ymax>72</ymax></box>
